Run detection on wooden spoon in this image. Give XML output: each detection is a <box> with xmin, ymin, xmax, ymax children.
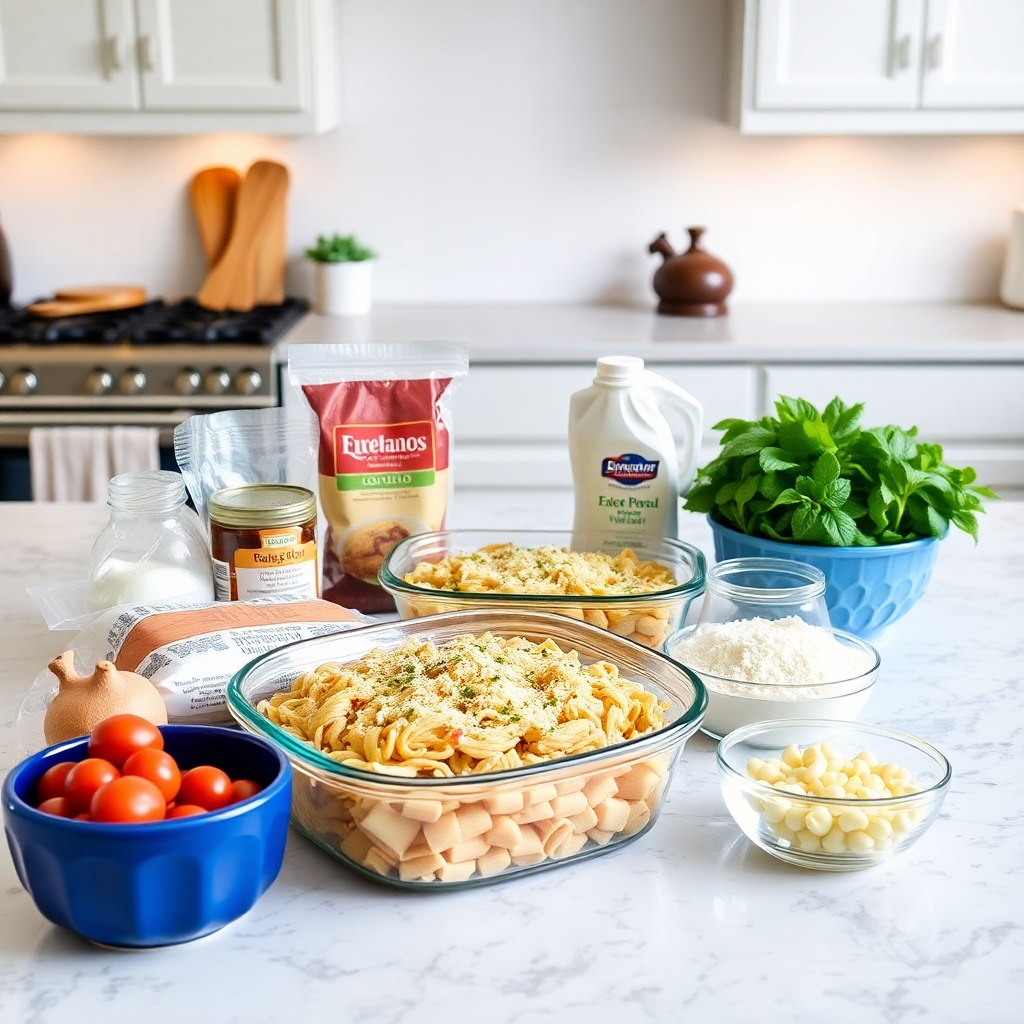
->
<box><xmin>252</xmin><ymin>172</ymin><xmax>288</xmax><ymax>305</ymax></box>
<box><xmin>190</xmin><ymin>166</ymin><xmax>241</xmax><ymax>268</ymax></box>
<box><xmin>29</xmin><ymin>285</ymin><xmax>147</xmax><ymax>318</ymax></box>
<box><xmin>198</xmin><ymin>160</ymin><xmax>289</xmax><ymax>312</ymax></box>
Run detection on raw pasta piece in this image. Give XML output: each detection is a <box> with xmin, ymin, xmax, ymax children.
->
<box><xmin>514</xmin><ymin>800</ymin><xmax>554</xmax><ymax>825</ymax></box>
<box><xmin>622</xmin><ymin>800</ymin><xmax>651</xmax><ymax>836</ymax></box>
<box><xmin>593</xmin><ymin>797</ymin><xmax>630</xmax><ymax>833</ymax></box>
<box><xmin>583</xmin><ymin>773</ymin><xmax>619</xmax><ymax>807</ymax></box>
<box><xmin>524</xmin><ymin>783</ymin><xmax>558</xmax><ymax>805</ymax></box>
<box><xmin>423</xmin><ymin>810</ymin><xmax>462</xmax><ymax>853</ymax></box>
<box><xmin>615</xmin><ymin>763</ymin><xmax>662</xmax><ymax>802</ymax></box>
<box><xmin>535</xmin><ymin>818</ymin><xmax>574</xmax><ymax>857</ymax></box>
<box><xmin>484</xmin><ymin>815</ymin><xmax>522</xmax><ymax>850</ymax></box>
<box><xmin>476</xmin><ymin>846</ymin><xmax>513</xmax><ymax>877</ymax></box>
<box><xmin>550</xmin><ymin>791</ymin><xmax>588</xmax><ymax>818</ymax></box>
<box><xmin>586</xmin><ymin>827</ymin><xmax>615</xmax><ymax>846</ymax></box>
<box><xmin>401</xmin><ymin>799</ymin><xmax>444</xmax><ymax>823</ymax></box>
<box><xmin>483</xmin><ymin>790</ymin><xmax>525</xmax><ymax>816</ymax></box>
<box><xmin>399</xmin><ymin>852</ymin><xmax>446</xmax><ymax>881</ymax></box>
<box><xmin>455</xmin><ymin>803</ymin><xmax>493</xmax><ymax>841</ymax></box>
<box><xmin>363</xmin><ymin>847</ymin><xmax>395</xmax><ymax>876</ymax></box>
<box><xmin>554</xmin><ymin>776</ymin><xmax>587</xmax><ymax>796</ymax></box>
<box><xmin>440</xmin><ymin>799</ymin><xmax>460</xmax><ymax>813</ymax></box>
<box><xmin>509</xmin><ymin>824</ymin><xmax>546</xmax><ymax>865</ymax></box>
<box><xmin>444</xmin><ymin>835</ymin><xmax>490</xmax><ymax>864</ymax></box>
<box><xmin>339</xmin><ymin>827</ymin><xmax>374</xmax><ymax>863</ymax></box>
<box><xmin>568</xmin><ymin>806</ymin><xmax>599</xmax><ymax>834</ymax></box>
<box><xmin>436</xmin><ymin>860</ymin><xmax>476</xmax><ymax>883</ymax></box>
<box><xmin>359</xmin><ymin>802</ymin><xmax>423</xmax><ymax>858</ymax></box>
<box><xmin>552</xmin><ymin>831</ymin><xmax>588</xmax><ymax>859</ymax></box>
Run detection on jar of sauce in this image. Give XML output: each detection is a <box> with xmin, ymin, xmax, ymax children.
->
<box><xmin>209</xmin><ymin>484</ymin><xmax>318</xmax><ymax>602</ymax></box>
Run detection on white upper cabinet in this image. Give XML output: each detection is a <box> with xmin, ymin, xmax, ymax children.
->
<box><xmin>0</xmin><ymin>0</ymin><xmax>336</xmax><ymax>133</ymax></box>
<box><xmin>135</xmin><ymin>0</ymin><xmax>306</xmax><ymax>111</ymax></box>
<box><xmin>754</xmin><ymin>0</ymin><xmax>924</xmax><ymax>110</ymax></box>
<box><xmin>727</xmin><ymin>0</ymin><xmax>1024</xmax><ymax>133</ymax></box>
<box><xmin>0</xmin><ymin>0</ymin><xmax>139</xmax><ymax>110</ymax></box>
<box><xmin>921</xmin><ymin>0</ymin><xmax>1024</xmax><ymax>108</ymax></box>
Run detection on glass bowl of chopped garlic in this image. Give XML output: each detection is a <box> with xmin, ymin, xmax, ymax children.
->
<box><xmin>226</xmin><ymin>608</ymin><xmax>707</xmax><ymax>888</ymax></box>
<box><xmin>717</xmin><ymin>720</ymin><xmax>951</xmax><ymax>871</ymax></box>
<box><xmin>379</xmin><ymin>529</ymin><xmax>706</xmax><ymax>651</ymax></box>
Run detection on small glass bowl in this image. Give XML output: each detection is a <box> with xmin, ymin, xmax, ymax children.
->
<box><xmin>227</xmin><ymin>609</ymin><xmax>707</xmax><ymax>889</ymax></box>
<box><xmin>665</xmin><ymin>625</ymin><xmax>879</xmax><ymax>740</ymax></box>
<box><xmin>379</xmin><ymin>529</ymin><xmax>706</xmax><ymax>650</ymax></box>
<box><xmin>717</xmin><ymin>720</ymin><xmax>951</xmax><ymax>872</ymax></box>
<box><xmin>698</xmin><ymin>557</ymin><xmax>831</xmax><ymax>629</ymax></box>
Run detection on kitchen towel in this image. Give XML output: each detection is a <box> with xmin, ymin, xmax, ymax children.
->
<box><xmin>29</xmin><ymin>426</ymin><xmax>160</xmax><ymax>501</ymax></box>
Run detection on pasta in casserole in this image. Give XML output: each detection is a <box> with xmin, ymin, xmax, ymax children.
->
<box><xmin>258</xmin><ymin>632</ymin><xmax>667</xmax><ymax>778</ymax></box>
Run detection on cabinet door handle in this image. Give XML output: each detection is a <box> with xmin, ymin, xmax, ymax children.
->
<box><xmin>895</xmin><ymin>34</ymin><xmax>912</xmax><ymax>71</ymax></box>
<box><xmin>106</xmin><ymin>34</ymin><xmax>124</xmax><ymax>70</ymax></box>
<box><xmin>928</xmin><ymin>34</ymin><xmax>943</xmax><ymax>69</ymax></box>
<box><xmin>139</xmin><ymin>34</ymin><xmax>155</xmax><ymax>71</ymax></box>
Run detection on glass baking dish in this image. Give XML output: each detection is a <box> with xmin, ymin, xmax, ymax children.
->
<box><xmin>378</xmin><ymin>529</ymin><xmax>707</xmax><ymax>650</ymax></box>
<box><xmin>227</xmin><ymin>609</ymin><xmax>707</xmax><ymax>889</ymax></box>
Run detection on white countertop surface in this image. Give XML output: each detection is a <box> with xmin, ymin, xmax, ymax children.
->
<box><xmin>1</xmin><ymin>493</ymin><xmax>1022</xmax><ymax>1024</ymax></box>
<box><xmin>277</xmin><ymin>302</ymin><xmax>1024</xmax><ymax>364</ymax></box>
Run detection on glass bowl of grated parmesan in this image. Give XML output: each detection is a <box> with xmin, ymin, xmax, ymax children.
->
<box><xmin>664</xmin><ymin>618</ymin><xmax>879</xmax><ymax>740</ymax></box>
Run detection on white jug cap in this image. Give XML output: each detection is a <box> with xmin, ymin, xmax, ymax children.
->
<box><xmin>595</xmin><ymin>356</ymin><xmax>645</xmax><ymax>380</ymax></box>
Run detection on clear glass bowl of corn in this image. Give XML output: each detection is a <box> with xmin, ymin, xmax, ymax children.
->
<box><xmin>717</xmin><ymin>720</ymin><xmax>951</xmax><ymax>871</ymax></box>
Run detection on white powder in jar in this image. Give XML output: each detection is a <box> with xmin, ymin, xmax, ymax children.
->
<box><xmin>669</xmin><ymin>616</ymin><xmax>874</xmax><ymax>696</ymax></box>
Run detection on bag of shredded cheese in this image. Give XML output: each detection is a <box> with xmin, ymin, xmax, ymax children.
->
<box><xmin>289</xmin><ymin>343</ymin><xmax>468</xmax><ymax>612</ymax></box>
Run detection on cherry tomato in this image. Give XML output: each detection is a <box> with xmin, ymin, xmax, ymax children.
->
<box><xmin>122</xmin><ymin>748</ymin><xmax>181</xmax><ymax>803</ymax></box>
<box><xmin>64</xmin><ymin>758</ymin><xmax>120</xmax><ymax>814</ymax></box>
<box><xmin>88</xmin><ymin>715</ymin><xmax>163</xmax><ymax>768</ymax></box>
<box><xmin>36</xmin><ymin>761</ymin><xmax>76</xmax><ymax>803</ymax></box>
<box><xmin>37</xmin><ymin>796</ymin><xmax>73</xmax><ymax>817</ymax></box>
<box><xmin>177</xmin><ymin>765</ymin><xmax>232</xmax><ymax>811</ymax></box>
<box><xmin>89</xmin><ymin>776</ymin><xmax>166</xmax><ymax>823</ymax></box>
<box><xmin>166</xmin><ymin>804</ymin><xmax>207</xmax><ymax>819</ymax></box>
<box><xmin>230</xmin><ymin>779</ymin><xmax>262</xmax><ymax>804</ymax></box>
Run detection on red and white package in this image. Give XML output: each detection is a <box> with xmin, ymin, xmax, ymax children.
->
<box><xmin>289</xmin><ymin>343</ymin><xmax>468</xmax><ymax>612</ymax></box>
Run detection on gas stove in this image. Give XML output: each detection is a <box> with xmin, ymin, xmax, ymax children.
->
<box><xmin>0</xmin><ymin>298</ymin><xmax>305</xmax><ymax>411</ymax></box>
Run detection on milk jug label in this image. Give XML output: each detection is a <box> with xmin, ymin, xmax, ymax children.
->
<box><xmin>600</xmin><ymin>453</ymin><xmax>660</xmax><ymax>486</ymax></box>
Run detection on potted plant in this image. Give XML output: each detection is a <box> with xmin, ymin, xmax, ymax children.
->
<box><xmin>682</xmin><ymin>396</ymin><xmax>996</xmax><ymax>638</ymax></box>
<box><xmin>305</xmin><ymin>233</ymin><xmax>377</xmax><ymax>317</ymax></box>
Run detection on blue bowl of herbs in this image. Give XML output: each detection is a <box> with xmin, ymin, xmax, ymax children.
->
<box><xmin>684</xmin><ymin>396</ymin><xmax>996</xmax><ymax>639</ymax></box>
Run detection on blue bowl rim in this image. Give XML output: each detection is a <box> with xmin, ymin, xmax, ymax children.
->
<box><xmin>706</xmin><ymin>514</ymin><xmax>944</xmax><ymax>556</ymax></box>
<box><xmin>3</xmin><ymin>723</ymin><xmax>291</xmax><ymax>835</ymax></box>
<box><xmin>716</xmin><ymin>718</ymin><xmax>952</xmax><ymax>804</ymax></box>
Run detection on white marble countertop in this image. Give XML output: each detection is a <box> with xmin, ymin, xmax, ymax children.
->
<box><xmin>1</xmin><ymin>493</ymin><xmax>1022</xmax><ymax>1024</ymax></box>
<box><xmin>276</xmin><ymin>302</ymin><xmax>1024</xmax><ymax>365</ymax></box>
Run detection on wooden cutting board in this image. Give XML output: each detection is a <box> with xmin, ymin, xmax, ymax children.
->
<box><xmin>198</xmin><ymin>160</ymin><xmax>289</xmax><ymax>312</ymax></box>
<box><xmin>29</xmin><ymin>285</ymin><xmax>147</xmax><ymax>318</ymax></box>
<box><xmin>190</xmin><ymin>166</ymin><xmax>241</xmax><ymax>268</ymax></box>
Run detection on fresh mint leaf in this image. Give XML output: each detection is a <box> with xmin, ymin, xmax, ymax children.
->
<box><xmin>768</xmin><ymin>488</ymin><xmax>805</xmax><ymax>509</ymax></box>
<box><xmin>792</xmin><ymin>505</ymin><xmax>819</xmax><ymax>539</ymax></box>
<box><xmin>823</xmin><ymin>477</ymin><xmax>852</xmax><ymax>510</ymax></box>
<box><xmin>719</xmin><ymin>426</ymin><xmax>777</xmax><ymax>460</ymax></box>
<box><xmin>813</xmin><ymin>451</ymin><xmax>841</xmax><ymax>487</ymax></box>
<box><xmin>760</xmin><ymin>447</ymin><xmax>800</xmax><ymax>471</ymax></box>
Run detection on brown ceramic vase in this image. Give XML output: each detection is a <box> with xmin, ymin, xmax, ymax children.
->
<box><xmin>649</xmin><ymin>227</ymin><xmax>733</xmax><ymax>317</ymax></box>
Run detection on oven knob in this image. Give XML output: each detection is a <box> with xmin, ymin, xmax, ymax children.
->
<box><xmin>0</xmin><ymin>370</ymin><xmax>5</xmax><ymax>392</ymax></box>
<box><xmin>85</xmin><ymin>368</ymin><xmax>114</xmax><ymax>396</ymax></box>
<box><xmin>175</xmin><ymin>369</ymin><xmax>202</xmax><ymax>396</ymax></box>
<box><xmin>204</xmin><ymin>368</ymin><xmax>231</xmax><ymax>395</ymax></box>
<box><xmin>118</xmin><ymin>369</ymin><xmax>147</xmax><ymax>395</ymax></box>
<box><xmin>10</xmin><ymin>369</ymin><xmax>38</xmax><ymax>396</ymax></box>
<box><xmin>233</xmin><ymin>368</ymin><xmax>263</xmax><ymax>396</ymax></box>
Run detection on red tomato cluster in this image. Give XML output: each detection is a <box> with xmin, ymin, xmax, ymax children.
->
<box><xmin>34</xmin><ymin>714</ymin><xmax>262</xmax><ymax>824</ymax></box>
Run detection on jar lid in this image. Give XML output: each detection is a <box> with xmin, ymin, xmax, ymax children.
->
<box><xmin>208</xmin><ymin>484</ymin><xmax>317</xmax><ymax>529</ymax></box>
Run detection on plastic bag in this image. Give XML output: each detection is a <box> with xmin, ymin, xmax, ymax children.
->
<box><xmin>173</xmin><ymin>405</ymin><xmax>319</xmax><ymax>530</ymax></box>
<box><xmin>289</xmin><ymin>343</ymin><xmax>468</xmax><ymax>612</ymax></box>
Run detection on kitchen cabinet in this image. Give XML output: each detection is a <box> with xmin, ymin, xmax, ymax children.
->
<box><xmin>725</xmin><ymin>0</ymin><xmax>1024</xmax><ymax>134</ymax></box>
<box><xmin>0</xmin><ymin>0</ymin><xmax>336</xmax><ymax>134</ymax></box>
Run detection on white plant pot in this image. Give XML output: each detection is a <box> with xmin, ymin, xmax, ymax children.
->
<box><xmin>1000</xmin><ymin>204</ymin><xmax>1024</xmax><ymax>310</ymax></box>
<box><xmin>312</xmin><ymin>259</ymin><xmax>374</xmax><ymax>317</ymax></box>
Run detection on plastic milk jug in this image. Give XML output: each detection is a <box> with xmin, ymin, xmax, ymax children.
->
<box><xmin>569</xmin><ymin>356</ymin><xmax>703</xmax><ymax>540</ymax></box>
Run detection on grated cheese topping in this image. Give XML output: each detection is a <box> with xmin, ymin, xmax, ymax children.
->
<box><xmin>403</xmin><ymin>543</ymin><xmax>676</xmax><ymax>596</ymax></box>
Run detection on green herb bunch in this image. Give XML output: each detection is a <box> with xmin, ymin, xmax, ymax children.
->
<box><xmin>683</xmin><ymin>396</ymin><xmax>996</xmax><ymax>546</ymax></box>
<box><xmin>305</xmin><ymin>233</ymin><xmax>377</xmax><ymax>263</ymax></box>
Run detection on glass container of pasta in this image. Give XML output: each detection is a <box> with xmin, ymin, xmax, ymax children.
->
<box><xmin>227</xmin><ymin>609</ymin><xmax>707</xmax><ymax>889</ymax></box>
<box><xmin>378</xmin><ymin>530</ymin><xmax>706</xmax><ymax>651</ymax></box>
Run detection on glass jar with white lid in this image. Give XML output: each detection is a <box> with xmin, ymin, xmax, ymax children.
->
<box><xmin>84</xmin><ymin>471</ymin><xmax>214</xmax><ymax>611</ymax></box>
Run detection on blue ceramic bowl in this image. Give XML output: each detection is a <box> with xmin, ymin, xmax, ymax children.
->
<box><xmin>706</xmin><ymin>516</ymin><xmax>942</xmax><ymax>639</ymax></box>
<box><xmin>3</xmin><ymin>724</ymin><xmax>291</xmax><ymax>948</ymax></box>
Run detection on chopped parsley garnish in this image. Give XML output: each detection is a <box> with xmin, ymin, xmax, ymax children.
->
<box><xmin>402</xmin><ymin>708</ymin><xmax>415</xmax><ymax>719</ymax></box>
<box><xmin>541</xmin><ymin>649</ymin><xmax>550</xmax><ymax>657</ymax></box>
<box><xmin>510</xmin><ymin>714</ymin><xmax>521</xmax><ymax>722</ymax></box>
<box><xmin>546</xmin><ymin>697</ymin><xmax>558</xmax><ymax>707</ymax></box>
<box><xmin>490</xmin><ymin>674</ymin><xmax>500</xmax><ymax>682</ymax></box>
<box><xmin>460</xmin><ymin>686</ymin><xmax>474</xmax><ymax>698</ymax></box>
<box><xmin>499</xmin><ymin>705</ymin><xmax>511</xmax><ymax>715</ymax></box>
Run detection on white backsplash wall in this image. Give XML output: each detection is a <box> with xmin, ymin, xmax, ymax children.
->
<box><xmin>1</xmin><ymin>0</ymin><xmax>1023</xmax><ymax>307</ymax></box>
